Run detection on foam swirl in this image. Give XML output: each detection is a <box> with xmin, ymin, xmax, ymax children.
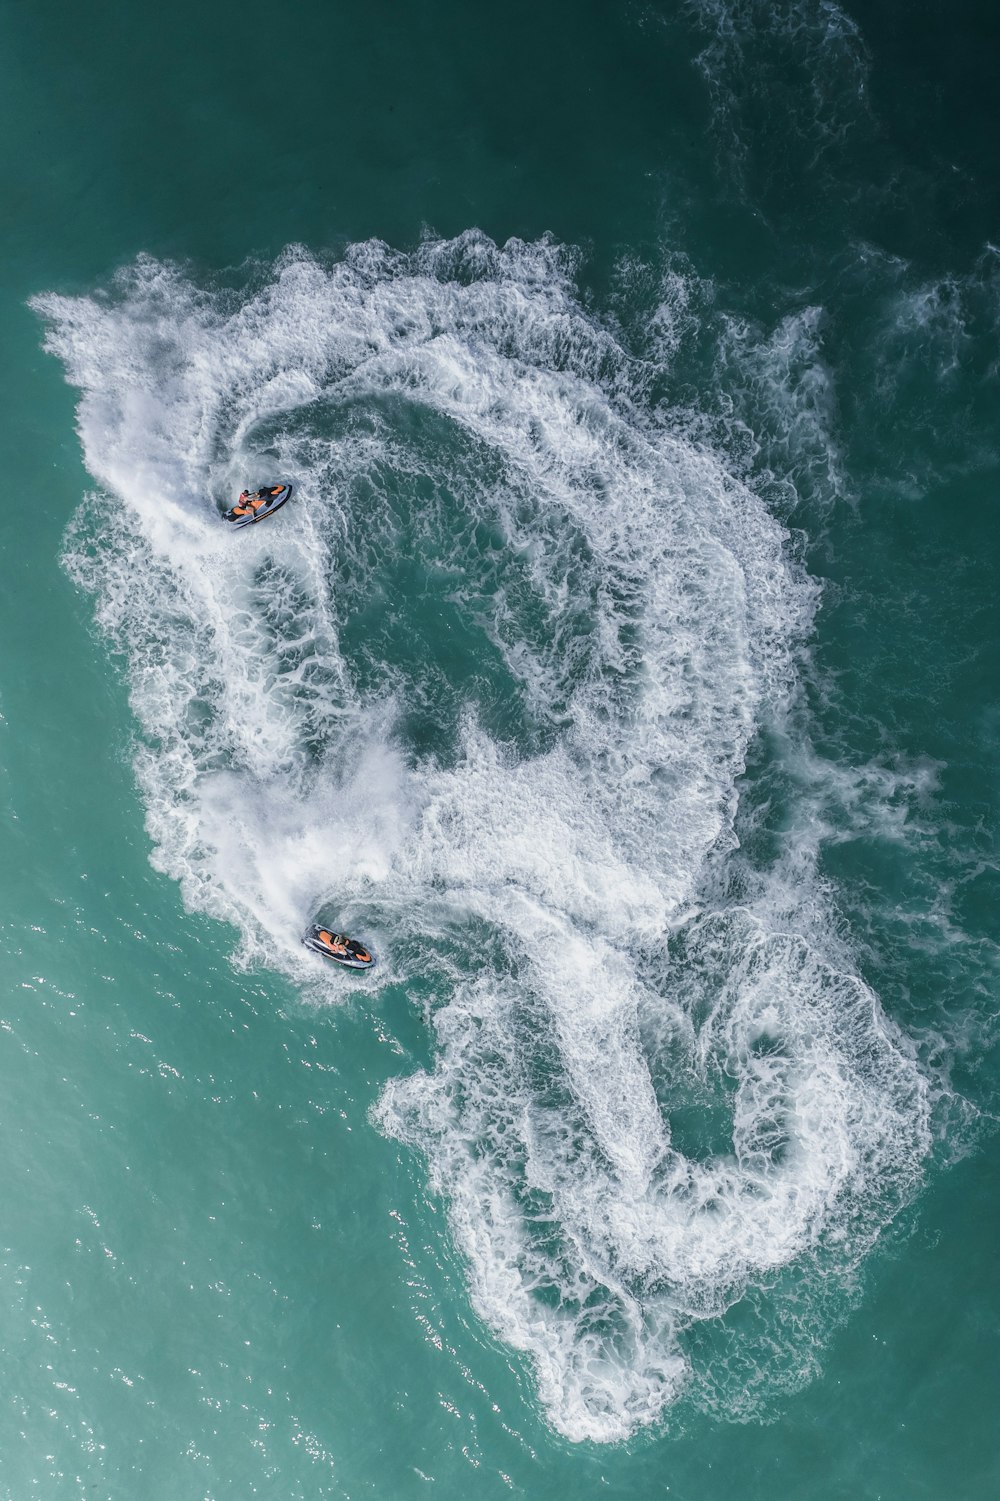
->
<box><xmin>34</xmin><ymin>232</ymin><xmax>931</xmax><ymax>1440</ymax></box>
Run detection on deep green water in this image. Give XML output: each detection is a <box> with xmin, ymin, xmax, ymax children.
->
<box><xmin>2</xmin><ymin>1</ymin><xmax>999</xmax><ymax>1497</ymax></box>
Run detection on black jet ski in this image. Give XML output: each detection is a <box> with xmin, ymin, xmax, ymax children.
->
<box><xmin>223</xmin><ymin>483</ymin><xmax>293</xmax><ymax>528</ymax></box>
<box><xmin>303</xmin><ymin>924</ymin><xmax>375</xmax><ymax>970</ymax></box>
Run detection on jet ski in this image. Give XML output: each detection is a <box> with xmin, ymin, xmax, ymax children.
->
<box><xmin>303</xmin><ymin>924</ymin><xmax>375</xmax><ymax>970</ymax></box>
<box><xmin>223</xmin><ymin>483</ymin><xmax>293</xmax><ymax>528</ymax></box>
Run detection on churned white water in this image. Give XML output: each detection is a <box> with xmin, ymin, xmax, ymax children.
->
<box><xmin>34</xmin><ymin>232</ymin><xmax>931</xmax><ymax>1442</ymax></box>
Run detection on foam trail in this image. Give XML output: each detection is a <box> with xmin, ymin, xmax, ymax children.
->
<box><xmin>34</xmin><ymin>233</ymin><xmax>932</xmax><ymax>1440</ymax></box>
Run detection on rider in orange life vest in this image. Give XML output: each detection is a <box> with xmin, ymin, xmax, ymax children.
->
<box><xmin>315</xmin><ymin>929</ymin><xmax>371</xmax><ymax>962</ymax></box>
<box><xmin>232</xmin><ymin>485</ymin><xmax>283</xmax><ymax>518</ymax></box>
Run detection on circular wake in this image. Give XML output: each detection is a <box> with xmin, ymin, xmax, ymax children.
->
<box><xmin>34</xmin><ymin>232</ymin><xmax>931</xmax><ymax>1441</ymax></box>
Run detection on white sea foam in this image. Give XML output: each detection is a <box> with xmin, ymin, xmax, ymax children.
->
<box><xmin>34</xmin><ymin>232</ymin><xmax>931</xmax><ymax>1441</ymax></box>
<box><xmin>714</xmin><ymin>305</ymin><xmax>846</xmax><ymax>514</ymax></box>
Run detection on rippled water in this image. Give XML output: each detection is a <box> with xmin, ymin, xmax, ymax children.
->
<box><xmin>3</xmin><ymin>0</ymin><xmax>998</xmax><ymax>1495</ymax></box>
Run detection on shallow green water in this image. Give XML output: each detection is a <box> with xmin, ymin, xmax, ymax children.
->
<box><xmin>1</xmin><ymin>1</ymin><xmax>998</xmax><ymax>1496</ymax></box>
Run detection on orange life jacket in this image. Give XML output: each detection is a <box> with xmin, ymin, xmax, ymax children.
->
<box><xmin>318</xmin><ymin>929</ymin><xmax>348</xmax><ymax>954</ymax></box>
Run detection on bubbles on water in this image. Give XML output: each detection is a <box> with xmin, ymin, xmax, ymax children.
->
<box><xmin>687</xmin><ymin>0</ymin><xmax>874</xmax><ymax>190</ymax></box>
<box><xmin>712</xmin><ymin>305</ymin><xmax>846</xmax><ymax>516</ymax></box>
<box><xmin>34</xmin><ymin>230</ymin><xmax>933</xmax><ymax>1441</ymax></box>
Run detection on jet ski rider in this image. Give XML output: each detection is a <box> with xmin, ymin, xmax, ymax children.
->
<box><xmin>231</xmin><ymin>485</ymin><xmax>283</xmax><ymax>518</ymax></box>
<box><xmin>315</xmin><ymin>929</ymin><xmax>371</xmax><ymax>963</ymax></box>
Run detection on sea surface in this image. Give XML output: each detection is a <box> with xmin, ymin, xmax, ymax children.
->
<box><xmin>1</xmin><ymin>1</ymin><xmax>998</xmax><ymax>1496</ymax></box>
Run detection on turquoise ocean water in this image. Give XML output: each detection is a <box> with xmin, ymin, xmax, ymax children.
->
<box><xmin>2</xmin><ymin>1</ymin><xmax>998</xmax><ymax>1495</ymax></box>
